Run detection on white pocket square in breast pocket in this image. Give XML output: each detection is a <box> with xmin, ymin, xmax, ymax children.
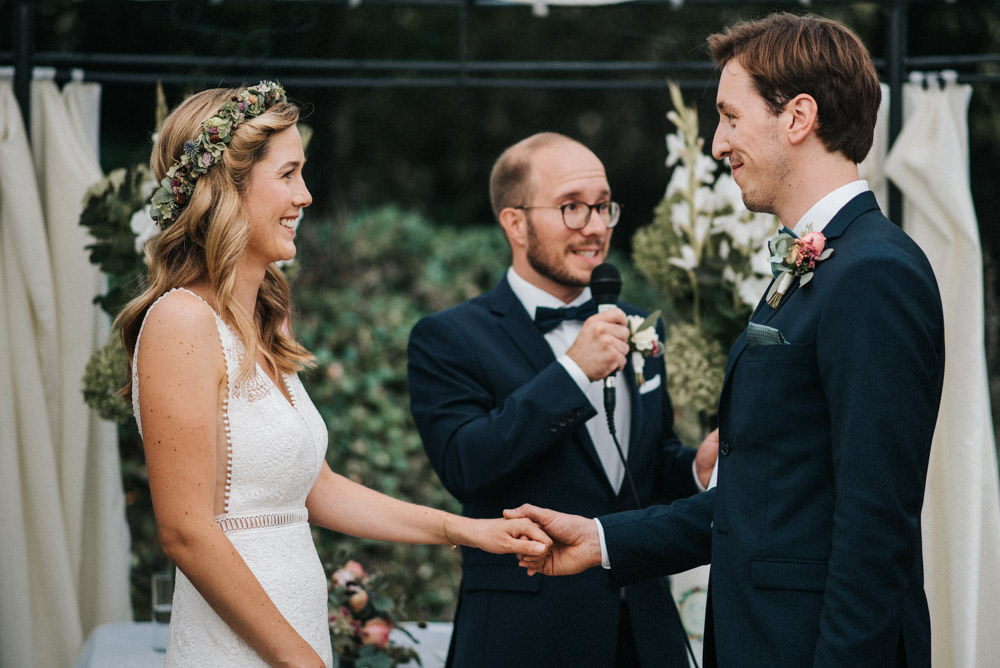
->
<box><xmin>638</xmin><ymin>373</ymin><xmax>662</xmax><ymax>394</ymax></box>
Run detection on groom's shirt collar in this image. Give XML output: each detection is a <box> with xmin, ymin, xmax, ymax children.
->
<box><xmin>506</xmin><ymin>267</ymin><xmax>593</xmax><ymax>318</ymax></box>
<box><xmin>791</xmin><ymin>180</ymin><xmax>868</xmax><ymax>235</ymax></box>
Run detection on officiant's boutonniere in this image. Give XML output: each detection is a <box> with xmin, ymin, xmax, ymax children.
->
<box><xmin>766</xmin><ymin>231</ymin><xmax>833</xmax><ymax>308</ymax></box>
<box><xmin>626</xmin><ymin>312</ymin><xmax>663</xmax><ymax>387</ymax></box>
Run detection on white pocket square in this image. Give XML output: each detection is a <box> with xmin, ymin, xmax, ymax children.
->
<box><xmin>638</xmin><ymin>373</ymin><xmax>662</xmax><ymax>394</ymax></box>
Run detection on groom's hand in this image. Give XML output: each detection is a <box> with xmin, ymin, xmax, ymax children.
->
<box><xmin>503</xmin><ymin>504</ymin><xmax>603</xmax><ymax>576</ymax></box>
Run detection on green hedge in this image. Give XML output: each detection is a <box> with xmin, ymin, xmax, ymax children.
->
<box><xmin>292</xmin><ymin>206</ymin><xmax>511</xmax><ymax>620</ymax></box>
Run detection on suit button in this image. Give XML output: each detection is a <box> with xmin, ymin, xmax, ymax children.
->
<box><xmin>720</xmin><ymin>440</ymin><xmax>731</xmax><ymax>456</ymax></box>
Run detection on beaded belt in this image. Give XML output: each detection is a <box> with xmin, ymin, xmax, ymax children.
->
<box><xmin>215</xmin><ymin>508</ymin><xmax>309</xmax><ymax>534</ymax></box>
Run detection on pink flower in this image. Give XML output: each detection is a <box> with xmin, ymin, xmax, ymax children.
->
<box><xmin>348</xmin><ymin>588</ymin><xmax>369</xmax><ymax>612</ymax></box>
<box><xmin>800</xmin><ymin>231</ymin><xmax>826</xmax><ymax>252</ymax></box>
<box><xmin>344</xmin><ymin>560</ymin><xmax>367</xmax><ymax>580</ymax></box>
<box><xmin>361</xmin><ymin>618</ymin><xmax>393</xmax><ymax>648</ymax></box>
<box><xmin>331</xmin><ymin>560</ymin><xmax>367</xmax><ymax>588</ymax></box>
<box><xmin>331</xmin><ymin>568</ymin><xmax>356</xmax><ymax>588</ymax></box>
<box><xmin>792</xmin><ymin>232</ymin><xmax>827</xmax><ymax>270</ymax></box>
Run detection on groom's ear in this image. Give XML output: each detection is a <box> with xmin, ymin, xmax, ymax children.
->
<box><xmin>784</xmin><ymin>93</ymin><xmax>819</xmax><ymax>146</ymax></box>
<box><xmin>499</xmin><ymin>207</ymin><xmax>527</xmax><ymax>250</ymax></box>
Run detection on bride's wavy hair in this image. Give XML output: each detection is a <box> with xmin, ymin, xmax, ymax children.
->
<box><xmin>117</xmin><ymin>86</ymin><xmax>314</xmax><ymax>395</ymax></box>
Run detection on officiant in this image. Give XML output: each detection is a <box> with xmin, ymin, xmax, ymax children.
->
<box><xmin>407</xmin><ymin>131</ymin><xmax>717</xmax><ymax>668</ymax></box>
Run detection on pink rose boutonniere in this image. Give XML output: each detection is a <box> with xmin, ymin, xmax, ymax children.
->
<box><xmin>765</xmin><ymin>230</ymin><xmax>834</xmax><ymax>308</ymax></box>
<box><xmin>626</xmin><ymin>311</ymin><xmax>663</xmax><ymax>387</ymax></box>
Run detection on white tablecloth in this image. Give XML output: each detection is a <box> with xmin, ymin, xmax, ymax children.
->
<box><xmin>72</xmin><ymin>622</ymin><xmax>165</xmax><ymax>668</ymax></box>
<box><xmin>74</xmin><ymin>621</ymin><xmax>451</xmax><ymax>668</ymax></box>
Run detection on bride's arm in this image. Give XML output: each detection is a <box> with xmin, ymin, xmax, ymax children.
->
<box><xmin>137</xmin><ymin>294</ymin><xmax>324</xmax><ymax>668</ymax></box>
<box><xmin>306</xmin><ymin>464</ymin><xmax>550</xmax><ymax>555</ymax></box>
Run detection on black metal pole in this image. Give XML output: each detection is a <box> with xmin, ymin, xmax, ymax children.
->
<box><xmin>885</xmin><ymin>0</ymin><xmax>907</xmax><ymax>224</ymax></box>
<box><xmin>12</xmin><ymin>0</ymin><xmax>35</xmax><ymax>133</ymax></box>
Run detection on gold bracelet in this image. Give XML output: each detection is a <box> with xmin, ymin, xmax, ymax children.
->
<box><xmin>441</xmin><ymin>515</ymin><xmax>458</xmax><ymax>550</ymax></box>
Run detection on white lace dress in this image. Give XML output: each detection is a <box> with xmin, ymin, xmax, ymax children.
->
<box><xmin>133</xmin><ymin>288</ymin><xmax>334</xmax><ymax>667</ymax></box>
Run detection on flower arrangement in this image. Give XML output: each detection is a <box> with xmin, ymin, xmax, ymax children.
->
<box><xmin>327</xmin><ymin>560</ymin><xmax>422</xmax><ymax>668</ymax></box>
<box><xmin>625</xmin><ymin>312</ymin><xmax>663</xmax><ymax>386</ymax></box>
<box><xmin>765</xmin><ymin>230</ymin><xmax>833</xmax><ymax>307</ymax></box>
<box><xmin>79</xmin><ymin>163</ymin><xmax>158</xmax><ymax>420</ymax></box>
<box><xmin>631</xmin><ymin>82</ymin><xmax>777</xmax><ymax>432</ymax></box>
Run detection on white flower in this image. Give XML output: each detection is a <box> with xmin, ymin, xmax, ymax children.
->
<box><xmin>712</xmin><ymin>172</ymin><xmax>744</xmax><ymax>212</ymax></box>
<box><xmin>670</xmin><ymin>202</ymin><xmax>691</xmax><ymax>233</ymax></box>
<box><xmin>665</xmin><ymin>130</ymin><xmax>685</xmax><ymax>168</ymax></box>
<box><xmin>668</xmin><ymin>244</ymin><xmax>698</xmax><ymax>271</ymax></box>
<box><xmin>736</xmin><ymin>273</ymin><xmax>773</xmax><ymax>308</ymax></box>
<box><xmin>694</xmin><ymin>154</ymin><xmax>718</xmax><ymax>185</ymax></box>
<box><xmin>129</xmin><ymin>205</ymin><xmax>158</xmax><ymax>256</ymax></box>
<box><xmin>665</xmin><ymin>165</ymin><xmax>690</xmax><ymax>199</ymax></box>
<box><xmin>628</xmin><ymin>316</ymin><xmax>659</xmax><ymax>352</ymax></box>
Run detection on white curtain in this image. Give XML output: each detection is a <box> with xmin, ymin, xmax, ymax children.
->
<box><xmin>885</xmin><ymin>71</ymin><xmax>1000</xmax><ymax>668</ymax></box>
<box><xmin>859</xmin><ymin>83</ymin><xmax>891</xmax><ymax>209</ymax></box>
<box><xmin>0</xmin><ymin>76</ymin><xmax>130</xmax><ymax>667</ymax></box>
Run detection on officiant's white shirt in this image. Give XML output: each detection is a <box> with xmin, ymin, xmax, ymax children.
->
<box><xmin>506</xmin><ymin>267</ymin><xmax>632</xmax><ymax>492</ymax></box>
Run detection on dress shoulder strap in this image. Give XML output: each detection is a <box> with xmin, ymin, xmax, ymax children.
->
<box><xmin>131</xmin><ymin>287</ymin><xmax>237</xmax><ymax>433</ymax></box>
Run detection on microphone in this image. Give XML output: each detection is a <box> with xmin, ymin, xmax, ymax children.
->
<box><xmin>590</xmin><ymin>263</ymin><xmax>622</xmax><ymax>410</ymax></box>
<box><xmin>590</xmin><ymin>262</ymin><xmax>641</xmax><ymax>510</ymax></box>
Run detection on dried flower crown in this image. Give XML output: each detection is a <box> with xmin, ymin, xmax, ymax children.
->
<box><xmin>149</xmin><ymin>80</ymin><xmax>287</xmax><ymax>229</ymax></box>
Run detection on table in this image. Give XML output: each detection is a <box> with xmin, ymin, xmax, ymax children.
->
<box><xmin>74</xmin><ymin>621</ymin><xmax>451</xmax><ymax>668</ymax></box>
<box><xmin>72</xmin><ymin>622</ymin><xmax>165</xmax><ymax>668</ymax></box>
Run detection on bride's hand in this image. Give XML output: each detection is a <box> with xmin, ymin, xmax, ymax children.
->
<box><xmin>450</xmin><ymin>516</ymin><xmax>551</xmax><ymax>557</ymax></box>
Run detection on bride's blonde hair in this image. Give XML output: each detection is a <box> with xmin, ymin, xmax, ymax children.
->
<box><xmin>117</xmin><ymin>86</ymin><xmax>314</xmax><ymax>395</ymax></box>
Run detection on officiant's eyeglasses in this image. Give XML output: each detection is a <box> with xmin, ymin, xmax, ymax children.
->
<box><xmin>515</xmin><ymin>200</ymin><xmax>622</xmax><ymax>229</ymax></box>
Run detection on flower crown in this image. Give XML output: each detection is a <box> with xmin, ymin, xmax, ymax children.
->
<box><xmin>149</xmin><ymin>80</ymin><xmax>287</xmax><ymax>229</ymax></box>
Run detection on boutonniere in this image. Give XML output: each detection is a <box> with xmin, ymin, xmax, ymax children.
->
<box><xmin>765</xmin><ymin>230</ymin><xmax>834</xmax><ymax>308</ymax></box>
<box><xmin>626</xmin><ymin>312</ymin><xmax>663</xmax><ymax>387</ymax></box>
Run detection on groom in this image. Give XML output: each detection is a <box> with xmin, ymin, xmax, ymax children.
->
<box><xmin>407</xmin><ymin>132</ymin><xmax>717</xmax><ymax>667</ymax></box>
<box><xmin>510</xmin><ymin>13</ymin><xmax>945</xmax><ymax>668</ymax></box>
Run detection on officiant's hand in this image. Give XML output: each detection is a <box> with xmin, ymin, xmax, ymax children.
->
<box><xmin>566</xmin><ymin>309</ymin><xmax>629</xmax><ymax>382</ymax></box>
<box><xmin>503</xmin><ymin>504</ymin><xmax>602</xmax><ymax>576</ymax></box>
<box><xmin>696</xmin><ymin>428</ymin><xmax>720</xmax><ymax>489</ymax></box>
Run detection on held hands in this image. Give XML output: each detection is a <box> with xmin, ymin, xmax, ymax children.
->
<box><xmin>566</xmin><ymin>308</ymin><xmax>630</xmax><ymax>382</ymax></box>
<box><xmin>451</xmin><ymin>515</ymin><xmax>552</xmax><ymax>557</ymax></box>
<box><xmin>503</xmin><ymin>505</ymin><xmax>603</xmax><ymax>576</ymax></box>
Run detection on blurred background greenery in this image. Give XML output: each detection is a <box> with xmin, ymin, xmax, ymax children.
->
<box><xmin>8</xmin><ymin>0</ymin><xmax>999</xmax><ymax>622</ymax></box>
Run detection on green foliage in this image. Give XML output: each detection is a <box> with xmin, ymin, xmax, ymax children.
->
<box><xmin>81</xmin><ymin>332</ymin><xmax>132</xmax><ymax>423</ymax></box>
<box><xmin>77</xmin><ymin>164</ymin><xmax>152</xmax><ymax>318</ymax></box>
<box><xmin>293</xmin><ymin>206</ymin><xmax>509</xmax><ymax>620</ymax></box>
<box><xmin>631</xmin><ymin>83</ymin><xmax>777</xmax><ymax>430</ymax></box>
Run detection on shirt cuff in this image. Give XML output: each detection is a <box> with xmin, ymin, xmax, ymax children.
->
<box><xmin>693</xmin><ymin>459</ymin><xmax>707</xmax><ymax>492</ymax></box>
<box><xmin>594</xmin><ymin>518</ymin><xmax>611</xmax><ymax>569</ymax></box>
<box><xmin>558</xmin><ymin>354</ymin><xmax>592</xmax><ymax>391</ymax></box>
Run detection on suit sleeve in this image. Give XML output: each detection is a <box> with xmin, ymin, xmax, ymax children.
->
<box><xmin>812</xmin><ymin>249</ymin><xmax>944</xmax><ymax>666</ymax></box>
<box><xmin>407</xmin><ymin>311</ymin><xmax>596</xmax><ymax>502</ymax></box>
<box><xmin>600</xmin><ymin>490</ymin><xmax>714</xmax><ymax>585</ymax></box>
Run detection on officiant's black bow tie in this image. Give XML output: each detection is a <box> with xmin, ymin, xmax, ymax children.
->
<box><xmin>534</xmin><ymin>300</ymin><xmax>598</xmax><ymax>333</ymax></box>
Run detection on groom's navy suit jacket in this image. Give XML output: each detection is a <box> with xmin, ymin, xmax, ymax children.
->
<box><xmin>601</xmin><ymin>192</ymin><xmax>945</xmax><ymax>668</ymax></box>
<box><xmin>408</xmin><ymin>277</ymin><xmax>701</xmax><ymax>668</ymax></box>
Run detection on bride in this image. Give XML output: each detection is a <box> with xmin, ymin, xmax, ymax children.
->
<box><xmin>116</xmin><ymin>82</ymin><xmax>549</xmax><ymax>667</ymax></box>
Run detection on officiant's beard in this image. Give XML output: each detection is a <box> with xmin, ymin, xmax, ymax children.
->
<box><xmin>524</xmin><ymin>216</ymin><xmax>602</xmax><ymax>289</ymax></box>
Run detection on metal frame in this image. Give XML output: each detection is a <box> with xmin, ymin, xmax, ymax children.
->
<box><xmin>5</xmin><ymin>0</ymin><xmax>1000</xmax><ymax>220</ymax></box>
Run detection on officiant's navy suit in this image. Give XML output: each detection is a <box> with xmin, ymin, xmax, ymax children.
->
<box><xmin>408</xmin><ymin>276</ymin><xmax>700</xmax><ymax>667</ymax></box>
<box><xmin>601</xmin><ymin>192</ymin><xmax>945</xmax><ymax>668</ymax></box>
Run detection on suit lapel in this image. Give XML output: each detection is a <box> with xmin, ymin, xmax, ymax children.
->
<box><xmin>488</xmin><ymin>278</ymin><xmax>612</xmax><ymax>479</ymax></box>
<box><xmin>721</xmin><ymin>191</ymin><xmax>880</xmax><ymax>390</ymax></box>
<box><xmin>488</xmin><ymin>278</ymin><xmax>558</xmax><ymax>373</ymax></box>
